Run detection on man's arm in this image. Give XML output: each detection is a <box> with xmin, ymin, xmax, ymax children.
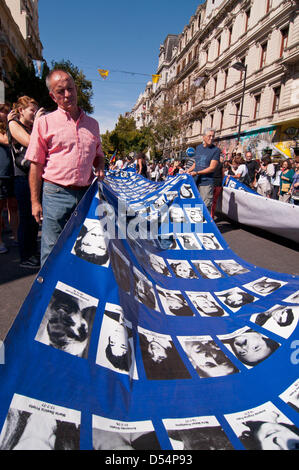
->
<box><xmin>29</xmin><ymin>162</ymin><xmax>44</xmax><ymax>224</ymax></box>
<box><xmin>94</xmin><ymin>156</ymin><xmax>105</xmax><ymax>181</ymax></box>
<box><xmin>191</xmin><ymin>159</ymin><xmax>219</xmax><ymax>176</ymax></box>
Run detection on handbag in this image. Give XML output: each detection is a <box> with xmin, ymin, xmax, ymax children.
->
<box><xmin>292</xmin><ymin>188</ymin><xmax>299</xmax><ymax>200</ymax></box>
<box><xmin>281</xmin><ymin>182</ymin><xmax>291</xmax><ymax>193</ymax></box>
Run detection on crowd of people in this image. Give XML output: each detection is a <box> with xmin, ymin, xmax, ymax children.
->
<box><xmin>110</xmin><ymin>131</ymin><xmax>299</xmax><ymax>221</ymax></box>
<box><xmin>1</xmin><ymin>90</ymin><xmax>299</xmax><ymax>269</ymax></box>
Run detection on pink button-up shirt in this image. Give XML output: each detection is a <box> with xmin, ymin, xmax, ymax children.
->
<box><xmin>25</xmin><ymin>107</ymin><xmax>104</xmax><ymax>186</ymax></box>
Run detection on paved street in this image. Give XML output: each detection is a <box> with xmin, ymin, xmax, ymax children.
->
<box><xmin>0</xmin><ymin>214</ymin><xmax>298</xmax><ymax>341</ymax></box>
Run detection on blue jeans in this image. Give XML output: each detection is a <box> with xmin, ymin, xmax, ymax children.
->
<box><xmin>41</xmin><ymin>182</ymin><xmax>88</xmax><ymax>266</ymax></box>
<box><xmin>14</xmin><ymin>176</ymin><xmax>39</xmax><ymax>262</ymax></box>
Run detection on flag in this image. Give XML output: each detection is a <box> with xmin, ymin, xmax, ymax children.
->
<box><xmin>109</xmin><ymin>151</ymin><xmax>117</xmax><ymax>164</ymax></box>
<box><xmin>152</xmin><ymin>74</ymin><xmax>161</xmax><ymax>84</ymax></box>
<box><xmin>32</xmin><ymin>60</ymin><xmax>44</xmax><ymax>79</ymax></box>
<box><xmin>98</xmin><ymin>69</ymin><xmax>109</xmax><ymax>79</ymax></box>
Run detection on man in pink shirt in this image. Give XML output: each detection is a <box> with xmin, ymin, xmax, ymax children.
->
<box><xmin>26</xmin><ymin>69</ymin><xmax>105</xmax><ymax>266</ymax></box>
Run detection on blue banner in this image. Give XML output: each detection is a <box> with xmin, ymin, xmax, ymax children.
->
<box><xmin>0</xmin><ymin>170</ymin><xmax>298</xmax><ymax>450</ymax></box>
<box><xmin>223</xmin><ymin>175</ymin><xmax>258</xmax><ymax>194</ymax></box>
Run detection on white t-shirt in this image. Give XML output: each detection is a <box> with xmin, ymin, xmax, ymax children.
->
<box><xmin>236</xmin><ymin>164</ymin><xmax>248</xmax><ymax>177</ymax></box>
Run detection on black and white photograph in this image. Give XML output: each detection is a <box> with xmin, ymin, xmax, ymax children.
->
<box><xmin>283</xmin><ymin>290</ymin><xmax>299</xmax><ymax>304</ymax></box>
<box><xmin>96</xmin><ymin>303</ymin><xmax>137</xmax><ymax>378</ymax></box>
<box><xmin>0</xmin><ymin>394</ymin><xmax>81</xmax><ymax>450</ymax></box>
<box><xmin>184</xmin><ymin>206</ymin><xmax>205</xmax><ymax>224</ymax></box>
<box><xmin>218</xmin><ymin>326</ymin><xmax>280</xmax><ymax>368</ymax></box>
<box><xmin>71</xmin><ymin>218</ymin><xmax>110</xmax><ymax>267</ymax></box>
<box><xmin>179</xmin><ymin>184</ymin><xmax>195</xmax><ymax>199</ymax></box>
<box><xmin>279</xmin><ymin>379</ymin><xmax>299</xmax><ymax>414</ymax></box>
<box><xmin>176</xmin><ymin>233</ymin><xmax>202</xmax><ymax>250</ymax></box>
<box><xmin>197</xmin><ymin>233</ymin><xmax>223</xmax><ymax>250</ymax></box>
<box><xmin>224</xmin><ymin>402</ymin><xmax>299</xmax><ymax>450</ymax></box>
<box><xmin>138</xmin><ymin>327</ymin><xmax>191</xmax><ymax>380</ymax></box>
<box><xmin>156</xmin><ymin>234</ymin><xmax>180</xmax><ymax>251</ymax></box>
<box><xmin>167</xmin><ymin>259</ymin><xmax>198</xmax><ymax>279</ymax></box>
<box><xmin>157</xmin><ymin>287</ymin><xmax>195</xmax><ymax>317</ymax></box>
<box><xmin>177</xmin><ymin>335</ymin><xmax>239</xmax><ymax>378</ymax></box>
<box><xmin>109</xmin><ymin>243</ymin><xmax>132</xmax><ymax>294</ymax></box>
<box><xmin>147</xmin><ymin>252</ymin><xmax>171</xmax><ymax>277</ymax></box>
<box><xmin>186</xmin><ymin>291</ymin><xmax>228</xmax><ymax>317</ymax></box>
<box><xmin>214</xmin><ymin>287</ymin><xmax>258</xmax><ymax>312</ymax></box>
<box><xmin>35</xmin><ymin>281</ymin><xmax>98</xmax><ymax>358</ymax></box>
<box><xmin>152</xmin><ymin>195</ymin><xmax>166</xmax><ymax>211</ymax></box>
<box><xmin>214</xmin><ymin>259</ymin><xmax>250</xmax><ymax>276</ymax></box>
<box><xmin>169</xmin><ymin>206</ymin><xmax>187</xmax><ymax>223</ymax></box>
<box><xmin>250</xmin><ymin>304</ymin><xmax>299</xmax><ymax>339</ymax></box>
<box><xmin>243</xmin><ymin>277</ymin><xmax>287</xmax><ymax>297</ymax></box>
<box><xmin>92</xmin><ymin>415</ymin><xmax>161</xmax><ymax>450</ymax></box>
<box><xmin>192</xmin><ymin>260</ymin><xmax>223</xmax><ymax>279</ymax></box>
<box><xmin>162</xmin><ymin>415</ymin><xmax>234</xmax><ymax>450</ymax></box>
<box><xmin>133</xmin><ymin>267</ymin><xmax>160</xmax><ymax>311</ymax></box>
<box><xmin>165</xmin><ymin>191</ymin><xmax>178</xmax><ymax>203</ymax></box>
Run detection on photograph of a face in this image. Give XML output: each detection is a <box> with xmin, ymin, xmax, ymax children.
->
<box><xmin>71</xmin><ymin>218</ymin><xmax>109</xmax><ymax>266</ymax></box>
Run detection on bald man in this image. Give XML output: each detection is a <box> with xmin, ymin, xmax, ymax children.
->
<box><xmin>26</xmin><ymin>70</ymin><xmax>105</xmax><ymax>266</ymax></box>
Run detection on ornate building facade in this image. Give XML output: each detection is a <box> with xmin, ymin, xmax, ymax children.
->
<box><xmin>0</xmin><ymin>0</ymin><xmax>43</xmax><ymax>102</ymax></box>
<box><xmin>130</xmin><ymin>0</ymin><xmax>299</xmax><ymax>159</ymax></box>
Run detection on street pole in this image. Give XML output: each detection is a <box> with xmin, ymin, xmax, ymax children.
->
<box><xmin>237</xmin><ymin>64</ymin><xmax>247</xmax><ymax>144</ymax></box>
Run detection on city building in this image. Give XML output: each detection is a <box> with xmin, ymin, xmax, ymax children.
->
<box><xmin>0</xmin><ymin>0</ymin><xmax>43</xmax><ymax>102</ymax></box>
<box><xmin>129</xmin><ymin>0</ymin><xmax>299</xmax><ymax>159</ymax></box>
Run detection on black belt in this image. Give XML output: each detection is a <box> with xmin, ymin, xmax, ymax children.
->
<box><xmin>43</xmin><ymin>179</ymin><xmax>89</xmax><ymax>191</ymax></box>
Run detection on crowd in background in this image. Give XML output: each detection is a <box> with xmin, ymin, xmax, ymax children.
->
<box><xmin>110</xmin><ymin>149</ymin><xmax>299</xmax><ymax>209</ymax></box>
<box><xmin>1</xmin><ymin>94</ymin><xmax>299</xmax><ymax>265</ymax></box>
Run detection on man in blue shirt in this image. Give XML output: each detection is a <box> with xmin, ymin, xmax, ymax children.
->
<box><xmin>188</xmin><ymin>128</ymin><xmax>221</xmax><ymax>212</ymax></box>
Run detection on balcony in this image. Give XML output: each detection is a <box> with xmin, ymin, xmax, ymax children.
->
<box><xmin>176</xmin><ymin>56</ymin><xmax>198</xmax><ymax>81</ymax></box>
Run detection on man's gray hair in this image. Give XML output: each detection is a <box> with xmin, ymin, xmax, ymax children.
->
<box><xmin>203</xmin><ymin>127</ymin><xmax>216</xmax><ymax>136</ymax></box>
<box><xmin>45</xmin><ymin>69</ymin><xmax>74</xmax><ymax>92</ymax></box>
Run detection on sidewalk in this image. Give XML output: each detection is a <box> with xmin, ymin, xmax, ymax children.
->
<box><xmin>0</xmin><ymin>221</ymin><xmax>40</xmax><ymax>341</ymax></box>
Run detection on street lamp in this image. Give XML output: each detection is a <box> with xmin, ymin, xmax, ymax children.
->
<box><xmin>232</xmin><ymin>61</ymin><xmax>247</xmax><ymax>143</ymax></box>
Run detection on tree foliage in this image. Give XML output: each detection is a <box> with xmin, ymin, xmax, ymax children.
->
<box><xmin>4</xmin><ymin>59</ymin><xmax>53</xmax><ymax>109</ymax></box>
<box><xmin>5</xmin><ymin>59</ymin><xmax>94</xmax><ymax>114</ymax></box>
<box><xmin>103</xmin><ymin>115</ymin><xmax>154</xmax><ymax>157</ymax></box>
<box><xmin>152</xmin><ymin>104</ymin><xmax>181</xmax><ymax>150</ymax></box>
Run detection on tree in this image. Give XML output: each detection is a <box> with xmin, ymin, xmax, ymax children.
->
<box><xmin>152</xmin><ymin>103</ymin><xmax>181</xmax><ymax>153</ymax></box>
<box><xmin>4</xmin><ymin>59</ymin><xmax>53</xmax><ymax>109</ymax></box>
<box><xmin>5</xmin><ymin>59</ymin><xmax>94</xmax><ymax>114</ymax></box>
<box><xmin>109</xmin><ymin>115</ymin><xmax>152</xmax><ymax>156</ymax></box>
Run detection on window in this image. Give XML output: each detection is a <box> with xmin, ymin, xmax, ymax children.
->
<box><xmin>266</xmin><ymin>0</ymin><xmax>272</xmax><ymax>13</ymax></box>
<box><xmin>198</xmin><ymin>14</ymin><xmax>201</xmax><ymax>28</ymax></box>
<box><xmin>216</xmin><ymin>36</ymin><xmax>221</xmax><ymax>58</ymax></box>
<box><xmin>280</xmin><ymin>27</ymin><xmax>289</xmax><ymax>57</ymax></box>
<box><xmin>260</xmin><ymin>42</ymin><xmax>267</xmax><ymax>68</ymax></box>
<box><xmin>235</xmin><ymin>102</ymin><xmax>240</xmax><ymax>126</ymax></box>
<box><xmin>228</xmin><ymin>25</ymin><xmax>233</xmax><ymax>47</ymax></box>
<box><xmin>245</xmin><ymin>8</ymin><xmax>251</xmax><ymax>32</ymax></box>
<box><xmin>223</xmin><ymin>69</ymin><xmax>228</xmax><ymax>90</ymax></box>
<box><xmin>272</xmin><ymin>86</ymin><xmax>281</xmax><ymax>113</ymax></box>
<box><xmin>253</xmin><ymin>94</ymin><xmax>261</xmax><ymax>119</ymax></box>
<box><xmin>219</xmin><ymin>109</ymin><xmax>224</xmax><ymax>130</ymax></box>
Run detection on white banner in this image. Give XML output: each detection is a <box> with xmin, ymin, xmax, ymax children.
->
<box><xmin>219</xmin><ymin>187</ymin><xmax>299</xmax><ymax>243</ymax></box>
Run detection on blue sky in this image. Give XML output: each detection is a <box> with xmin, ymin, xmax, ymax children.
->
<box><xmin>38</xmin><ymin>1</ymin><xmax>203</xmax><ymax>133</ymax></box>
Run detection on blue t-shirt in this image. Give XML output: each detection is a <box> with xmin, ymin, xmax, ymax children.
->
<box><xmin>193</xmin><ymin>143</ymin><xmax>221</xmax><ymax>186</ymax></box>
